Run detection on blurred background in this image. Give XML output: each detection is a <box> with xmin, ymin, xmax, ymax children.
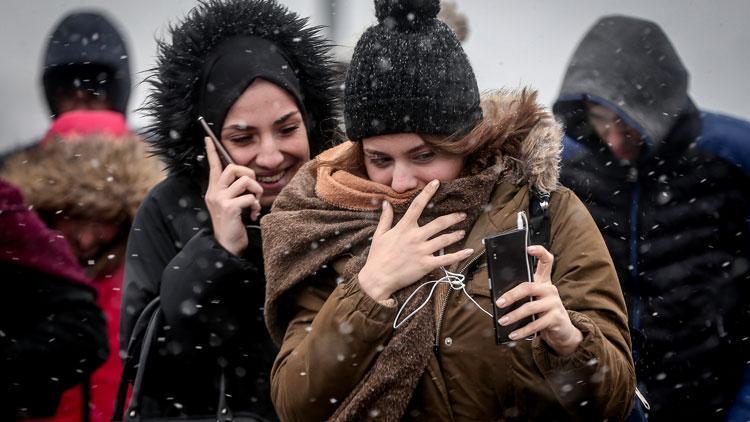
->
<box><xmin>1</xmin><ymin>0</ymin><xmax>748</xmax><ymax>152</ymax></box>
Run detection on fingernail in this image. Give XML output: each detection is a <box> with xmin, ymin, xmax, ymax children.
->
<box><xmin>458</xmin><ymin>230</ymin><xmax>466</xmax><ymax>238</ymax></box>
<box><xmin>499</xmin><ymin>316</ymin><xmax>509</xmax><ymax>325</ymax></box>
<box><xmin>464</xmin><ymin>248</ymin><xmax>474</xmax><ymax>255</ymax></box>
<box><xmin>496</xmin><ymin>297</ymin><xmax>506</xmax><ymax>307</ymax></box>
<box><xmin>508</xmin><ymin>332</ymin><xmax>518</xmax><ymax>340</ymax></box>
<box><xmin>430</xmin><ymin>180</ymin><xmax>439</xmax><ymax>188</ymax></box>
<box><xmin>382</xmin><ymin>200</ymin><xmax>389</xmax><ymax>209</ymax></box>
<box><xmin>458</xmin><ymin>212</ymin><xmax>467</xmax><ymax>219</ymax></box>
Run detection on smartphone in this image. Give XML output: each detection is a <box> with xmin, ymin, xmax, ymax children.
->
<box><xmin>484</xmin><ymin>227</ymin><xmax>534</xmax><ymax>344</ymax></box>
<box><xmin>198</xmin><ymin>116</ymin><xmax>259</xmax><ymax>224</ymax></box>
<box><xmin>198</xmin><ymin>116</ymin><xmax>234</xmax><ymax>167</ymax></box>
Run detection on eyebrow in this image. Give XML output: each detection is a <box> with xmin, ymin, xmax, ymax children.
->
<box><xmin>222</xmin><ymin>111</ymin><xmax>301</xmax><ymax>132</ymax></box>
<box><xmin>274</xmin><ymin>111</ymin><xmax>300</xmax><ymax>125</ymax></box>
<box><xmin>363</xmin><ymin>144</ymin><xmax>429</xmax><ymax>155</ymax></box>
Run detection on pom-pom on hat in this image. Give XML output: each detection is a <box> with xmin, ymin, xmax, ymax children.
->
<box><xmin>344</xmin><ymin>0</ymin><xmax>482</xmax><ymax>141</ymax></box>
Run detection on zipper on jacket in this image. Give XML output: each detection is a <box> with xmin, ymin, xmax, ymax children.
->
<box><xmin>627</xmin><ymin>166</ymin><xmax>642</xmax><ymax>363</ymax></box>
<box><xmin>434</xmin><ymin>250</ymin><xmax>487</xmax><ymax>355</ymax></box>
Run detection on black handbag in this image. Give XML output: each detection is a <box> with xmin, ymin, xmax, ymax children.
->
<box><xmin>112</xmin><ymin>298</ymin><xmax>265</xmax><ymax>422</ymax></box>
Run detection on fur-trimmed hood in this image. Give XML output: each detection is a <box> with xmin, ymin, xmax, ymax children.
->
<box><xmin>470</xmin><ymin>89</ymin><xmax>562</xmax><ymax>193</ymax></box>
<box><xmin>142</xmin><ymin>0</ymin><xmax>340</xmax><ymax>176</ymax></box>
<box><xmin>0</xmin><ymin>136</ymin><xmax>163</xmax><ymax>224</ymax></box>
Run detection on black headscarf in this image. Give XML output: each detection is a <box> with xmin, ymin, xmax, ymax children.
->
<box><xmin>197</xmin><ymin>35</ymin><xmax>307</xmax><ymax>138</ymax></box>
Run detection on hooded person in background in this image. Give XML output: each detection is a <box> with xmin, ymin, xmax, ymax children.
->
<box><xmin>264</xmin><ymin>1</ymin><xmax>635</xmax><ymax>420</ymax></box>
<box><xmin>0</xmin><ymin>179</ymin><xmax>108</xmax><ymax>421</ymax></box>
<box><xmin>0</xmin><ymin>9</ymin><xmax>131</xmax><ymax>166</ymax></box>
<box><xmin>1</xmin><ymin>112</ymin><xmax>163</xmax><ymax>421</ymax></box>
<box><xmin>120</xmin><ymin>0</ymin><xmax>339</xmax><ymax>419</ymax></box>
<box><xmin>42</xmin><ymin>10</ymin><xmax>130</xmax><ymax>118</ymax></box>
<box><xmin>554</xmin><ymin>15</ymin><xmax>750</xmax><ymax>420</ymax></box>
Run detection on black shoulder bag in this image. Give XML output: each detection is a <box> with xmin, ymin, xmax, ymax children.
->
<box><xmin>112</xmin><ymin>298</ymin><xmax>264</xmax><ymax>422</ymax></box>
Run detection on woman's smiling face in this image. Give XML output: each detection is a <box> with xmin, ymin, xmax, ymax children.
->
<box><xmin>362</xmin><ymin>133</ymin><xmax>464</xmax><ymax>193</ymax></box>
<box><xmin>221</xmin><ymin>78</ymin><xmax>310</xmax><ymax>207</ymax></box>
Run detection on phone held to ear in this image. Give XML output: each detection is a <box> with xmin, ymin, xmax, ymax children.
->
<box><xmin>198</xmin><ymin>116</ymin><xmax>235</xmax><ymax>168</ymax></box>
<box><xmin>484</xmin><ymin>227</ymin><xmax>535</xmax><ymax>345</ymax></box>
<box><xmin>198</xmin><ymin>116</ymin><xmax>259</xmax><ymax>225</ymax></box>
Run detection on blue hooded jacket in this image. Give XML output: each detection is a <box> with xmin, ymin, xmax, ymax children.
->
<box><xmin>554</xmin><ymin>15</ymin><xmax>750</xmax><ymax>420</ymax></box>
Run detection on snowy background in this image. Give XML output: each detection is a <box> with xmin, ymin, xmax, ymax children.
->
<box><xmin>1</xmin><ymin>0</ymin><xmax>748</xmax><ymax>152</ymax></box>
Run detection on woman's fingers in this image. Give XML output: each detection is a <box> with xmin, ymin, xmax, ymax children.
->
<box><xmin>496</xmin><ymin>281</ymin><xmax>558</xmax><ymax>308</ymax></box>
<box><xmin>231</xmin><ymin>194</ymin><xmax>262</xmax><ymax>221</ymax></box>
<box><xmin>219</xmin><ymin>164</ymin><xmax>258</xmax><ymax>192</ymax></box>
<box><xmin>424</xmin><ymin>230</ymin><xmax>466</xmax><ymax>253</ymax></box>
<box><xmin>401</xmin><ymin>180</ymin><xmax>439</xmax><ymax>225</ymax></box>
<box><xmin>226</xmin><ymin>175</ymin><xmax>264</xmax><ymax>199</ymax></box>
<box><xmin>498</xmin><ymin>296</ymin><xmax>555</xmax><ymax>326</ymax></box>
<box><xmin>204</xmin><ymin>137</ymin><xmax>223</xmax><ymax>184</ymax></box>
<box><xmin>508</xmin><ymin>311</ymin><xmax>556</xmax><ymax>340</ymax></box>
<box><xmin>420</xmin><ymin>212</ymin><xmax>467</xmax><ymax>239</ymax></box>
<box><xmin>528</xmin><ymin>245</ymin><xmax>554</xmax><ymax>282</ymax></box>
<box><xmin>426</xmin><ymin>248</ymin><xmax>474</xmax><ymax>269</ymax></box>
<box><xmin>374</xmin><ymin>200</ymin><xmax>394</xmax><ymax>237</ymax></box>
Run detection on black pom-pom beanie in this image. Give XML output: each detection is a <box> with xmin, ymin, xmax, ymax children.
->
<box><xmin>344</xmin><ymin>0</ymin><xmax>482</xmax><ymax>141</ymax></box>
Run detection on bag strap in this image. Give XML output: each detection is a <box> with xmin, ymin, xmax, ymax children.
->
<box><xmin>112</xmin><ymin>297</ymin><xmax>162</xmax><ymax>422</ymax></box>
<box><xmin>111</xmin><ymin>297</ymin><xmax>236</xmax><ymax>422</ymax></box>
<box><xmin>528</xmin><ymin>190</ymin><xmax>551</xmax><ymax>250</ymax></box>
<box><xmin>112</xmin><ymin>297</ymin><xmax>161</xmax><ymax>421</ymax></box>
<box><xmin>528</xmin><ymin>190</ymin><xmax>551</xmax><ymax>273</ymax></box>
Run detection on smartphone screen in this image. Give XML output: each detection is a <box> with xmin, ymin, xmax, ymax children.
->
<box><xmin>484</xmin><ymin>228</ymin><xmax>534</xmax><ymax>344</ymax></box>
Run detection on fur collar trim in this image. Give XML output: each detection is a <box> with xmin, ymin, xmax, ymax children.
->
<box><xmin>472</xmin><ymin>89</ymin><xmax>562</xmax><ymax>193</ymax></box>
<box><xmin>1</xmin><ymin>136</ymin><xmax>163</xmax><ymax>223</ymax></box>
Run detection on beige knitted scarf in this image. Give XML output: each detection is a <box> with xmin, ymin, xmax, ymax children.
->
<box><xmin>262</xmin><ymin>142</ymin><xmax>500</xmax><ymax>420</ymax></box>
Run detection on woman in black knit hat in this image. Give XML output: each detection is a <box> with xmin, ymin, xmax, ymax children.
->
<box><xmin>118</xmin><ymin>0</ymin><xmax>338</xmax><ymax>419</ymax></box>
<box><xmin>262</xmin><ymin>0</ymin><xmax>635</xmax><ymax>420</ymax></box>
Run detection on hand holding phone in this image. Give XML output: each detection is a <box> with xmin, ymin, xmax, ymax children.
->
<box><xmin>200</xmin><ymin>117</ymin><xmax>263</xmax><ymax>256</ymax></box>
<box><xmin>484</xmin><ymin>227</ymin><xmax>534</xmax><ymax>344</ymax></box>
<box><xmin>491</xmin><ymin>240</ymin><xmax>585</xmax><ymax>356</ymax></box>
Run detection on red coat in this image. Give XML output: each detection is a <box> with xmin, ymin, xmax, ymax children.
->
<box><xmin>29</xmin><ymin>265</ymin><xmax>123</xmax><ymax>422</ymax></box>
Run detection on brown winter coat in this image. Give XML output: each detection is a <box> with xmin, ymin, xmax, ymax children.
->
<box><xmin>265</xmin><ymin>91</ymin><xmax>635</xmax><ymax>421</ymax></box>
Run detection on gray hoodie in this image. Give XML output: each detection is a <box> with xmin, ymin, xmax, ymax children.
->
<box><xmin>554</xmin><ymin>15</ymin><xmax>691</xmax><ymax>149</ymax></box>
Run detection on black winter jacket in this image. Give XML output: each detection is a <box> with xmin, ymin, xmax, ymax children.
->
<box><xmin>554</xmin><ymin>15</ymin><xmax>750</xmax><ymax>420</ymax></box>
<box><xmin>121</xmin><ymin>175</ymin><xmax>277</xmax><ymax>420</ymax></box>
<box><xmin>1</xmin><ymin>179</ymin><xmax>108</xmax><ymax>420</ymax></box>
<box><xmin>1</xmin><ymin>264</ymin><xmax>108</xmax><ymax>420</ymax></box>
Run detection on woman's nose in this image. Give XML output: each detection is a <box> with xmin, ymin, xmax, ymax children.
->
<box><xmin>254</xmin><ymin>136</ymin><xmax>284</xmax><ymax>169</ymax></box>
<box><xmin>390</xmin><ymin>164</ymin><xmax>419</xmax><ymax>193</ymax></box>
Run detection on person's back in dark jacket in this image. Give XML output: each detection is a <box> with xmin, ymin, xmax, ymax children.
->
<box><xmin>0</xmin><ymin>179</ymin><xmax>108</xmax><ymax>420</ymax></box>
<box><xmin>554</xmin><ymin>14</ymin><xmax>750</xmax><ymax>420</ymax></box>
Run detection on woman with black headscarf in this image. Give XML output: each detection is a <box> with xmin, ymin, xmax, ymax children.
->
<box><xmin>119</xmin><ymin>0</ymin><xmax>338</xmax><ymax>419</ymax></box>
